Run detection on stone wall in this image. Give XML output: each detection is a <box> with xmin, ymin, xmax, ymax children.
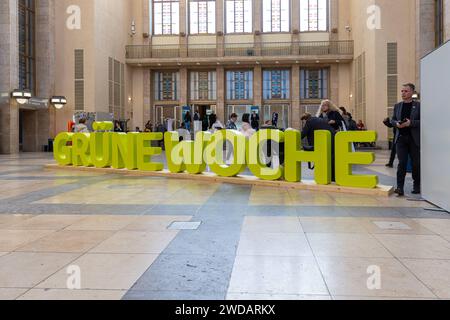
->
<box><xmin>0</xmin><ymin>0</ymin><xmax>19</xmax><ymax>154</ymax></box>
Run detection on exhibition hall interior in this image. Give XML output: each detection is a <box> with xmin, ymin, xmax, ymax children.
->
<box><xmin>0</xmin><ymin>0</ymin><xmax>450</xmax><ymax>304</ymax></box>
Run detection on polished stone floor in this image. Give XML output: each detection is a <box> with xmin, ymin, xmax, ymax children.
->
<box><xmin>0</xmin><ymin>152</ymin><xmax>449</xmax><ymax>300</ymax></box>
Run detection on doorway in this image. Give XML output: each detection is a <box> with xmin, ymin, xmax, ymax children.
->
<box><xmin>19</xmin><ymin>109</ymin><xmax>38</xmax><ymax>152</ymax></box>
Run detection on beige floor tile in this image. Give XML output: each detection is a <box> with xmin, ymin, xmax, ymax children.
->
<box><xmin>90</xmin><ymin>231</ymin><xmax>177</xmax><ymax>254</ymax></box>
<box><xmin>0</xmin><ymin>288</ymin><xmax>29</xmax><ymax>300</ymax></box>
<box><xmin>374</xmin><ymin>234</ymin><xmax>450</xmax><ymax>259</ymax></box>
<box><xmin>360</xmin><ymin>218</ymin><xmax>435</xmax><ymax>235</ymax></box>
<box><xmin>288</xmin><ymin>191</ymin><xmax>336</xmax><ymax>206</ymax></box>
<box><xmin>16</xmin><ymin>230</ymin><xmax>115</xmax><ymax>253</ymax></box>
<box><xmin>0</xmin><ymin>215</ymin><xmax>34</xmax><ymax>229</ymax></box>
<box><xmin>0</xmin><ymin>180</ymin><xmax>75</xmax><ymax>201</ymax></box>
<box><xmin>401</xmin><ymin>259</ymin><xmax>450</xmax><ymax>299</ymax></box>
<box><xmin>7</xmin><ymin>215</ymin><xmax>86</xmax><ymax>231</ymax></box>
<box><xmin>442</xmin><ymin>235</ymin><xmax>450</xmax><ymax>242</ymax></box>
<box><xmin>307</xmin><ymin>233</ymin><xmax>392</xmax><ymax>258</ymax></box>
<box><xmin>36</xmin><ymin>253</ymin><xmax>157</xmax><ymax>290</ymax></box>
<box><xmin>226</xmin><ymin>293</ymin><xmax>331</xmax><ymax>300</ymax></box>
<box><xmin>125</xmin><ymin>215</ymin><xmax>192</xmax><ymax>232</ymax></box>
<box><xmin>0</xmin><ymin>230</ymin><xmax>55</xmax><ymax>251</ymax></box>
<box><xmin>237</xmin><ymin>232</ymin><xmax>313</xmax><ymax>257</ymax></box>
<box><xmin>65</xmin><ymin>215</ymin><xmax>139</xmax><ymax>231</ymax></box>
<box><xmin>329</xmin><ymin>194</ymin><xmax>382</xmax><ymax>207</ymax></box>
<box><xmin>0</xmin><ymin>252</ymin><xmax>80</xmax><ymax>288</ymax></box>
<box><xmin>18</xmin><ymin>289</ymin><xmax>125</xmax><ymax>300</ymax></box>
<box><xmin>242</xmin><ymin>217</ymin><xmax>303</xmax><ymax>233</ymax></box>
<box><xmin>248</xmin><ymin>196</ymin><xmax>294</xmax><ymax>206</ymax></box>
<box><xmin>0</xmin><ymin>252</ymin><xmax>9</xmax><ymax>257</ymax></box>
<box><xmin>413</xmin><ymin>219</ymin><xmax>450</xmax><ymax>236</ymax></box>
<box><xmin>300</xmin><ymin>217</ymin><xmax>367</xmax><ymax>234</ymax></box>
<box><xmin>317</xmin><ymin>257</ymin><xmax>436</xmax><ymax>298</ymax></box>
<box><xmin>228</xmin><ymin>256</ymin><xmax>328</xmax><ymax>295</ymax></box>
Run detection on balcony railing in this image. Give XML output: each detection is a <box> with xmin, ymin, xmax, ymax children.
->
<box><xmin>126</xmin><ymin>41</ymin><xmax>354</xmax><ymax>60</ymax></box>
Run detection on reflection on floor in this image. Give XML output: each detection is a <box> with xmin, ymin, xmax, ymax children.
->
<box><xmin>0</xmin><ymin>152</ymin><xmax>449</xmax><ymax>300</ymax></box>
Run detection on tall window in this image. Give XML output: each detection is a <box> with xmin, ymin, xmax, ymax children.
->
<box><xmin>225</xmin><ymin>0</ymin><xmax>252</xmax><ymax>33</ymax></box>
<box><xmin>300</xmin><ymin>0</ymin><xmax>328</xmax><ymax>32</ymax></box>
<box><xmin>300</xmin><ymin>69</ymin><xmax>328</xmax><ymax>100</ymax></box>
<box><xmin>154</xmin><ymin>72</ymin><xmax>180</xmax><ymax>100</ymax></box>
<box><xmin>263</xmin><ymin>0</ymin><xmax>290</xmax><ymax>32</ymax></box>
<box><xmin>109</xmin><ymin>58</ymin><xmax>125</xmax><ymax>119</ymax></box>
<box><xmin>190</xmin><ymin>71</ymin><xmax>217</xmax><ymax>100</ymax></box>
<box><xmin>226</xmin><ymin>71</ymin><xmax>253</xmax><ymax>100</ymax></box>
<box><xmin>18</xmin><ymin>0</ymin><xmax>35</xmax><ymax>93</ymax></box>
<box><xmin>190</xmin><ymin>0</ymin><xmax>216</xmax><ymax>34</ymax></box>
<box><xmin>154</xmin><ymin>0</ymin><xmax>179</xmax><ymax>35</ymax></box>
<box><xmin>263</xmin><ymin>70</ymin><xmax>290</xmax><ymax>100</ymax></box>
<box><xmin>435</xmin><ymin>0</ymin><xmax>444</xmax><ymax>47</ymax></box>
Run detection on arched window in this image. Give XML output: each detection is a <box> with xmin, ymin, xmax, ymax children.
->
<box><xmin>153</xmin><ymin>0</ymin><xmax>180</xmax><ymax>35</ymax></box>
<box><xmin>263</xmin><ymin>0</ymin><xmax>290</xmax><ymax>33</ymax></box>
<box><xmin>300</xmin><ymin>0</ymin><xmax>328</xmax><ymax>32</ymax></box>
<box><xmin>190</xmin><ymin>0</ymin><xmax>216</xmax><ymax>34</ymax></box>
<box><xmin>225</xmin><ymin>0</ymin><xmax>253</xmax><ymax>33</ymax></box>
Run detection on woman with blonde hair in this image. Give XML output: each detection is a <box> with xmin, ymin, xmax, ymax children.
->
<box><xmin>316</xmin><ymin>99</ymin><xmax>345</xmax><ymax>132</ymax></box>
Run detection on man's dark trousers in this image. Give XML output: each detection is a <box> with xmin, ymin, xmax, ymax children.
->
<box><xmin>396</xmin><ymin>134</ymin><xmax>420</xmax><ymax>190</ymax></box>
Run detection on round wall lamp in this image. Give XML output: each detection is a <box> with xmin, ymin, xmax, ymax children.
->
<box><xmin>50</xmin><ymin>96</ymin><xmax>67</xmax><ymax>109</ymax></box>
<box><xmin>11</xmin><ymin>89</ymin><xmax>31</xmax><ymax>105</ymax></box>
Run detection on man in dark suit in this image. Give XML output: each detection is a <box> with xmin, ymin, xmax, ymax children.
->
<box><xmin>390</xmin><ymin>83</ymin><xmax>421</xmax><ymax>196</ymax></box>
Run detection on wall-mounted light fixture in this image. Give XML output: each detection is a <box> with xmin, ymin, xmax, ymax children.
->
<box><xmin>50</xmin><ymin>96</ymin><xmax>67</xmax><ymax>109</ymax></box>
<box><xmin>131</xmin><ymin>20</ymin><xmax>136</xmax><ymax>37</ymax></box>
<box><xmin>11</xmin><ymin>89</ymin><xmax>31</xmax><ymax>105</ymax></box>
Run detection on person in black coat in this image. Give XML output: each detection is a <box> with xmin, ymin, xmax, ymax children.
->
<box><xmin>301</xmin><ymin>113</ymin><xmax>336</xmax><ymax>182</ymax></box>
<box><xmin>251</xmin><ymin>111</ymin><xmax>260</xmax><ymax>130</ymax></box>
<box><xmin>383</xmin><ymin>117</ymin><xmax>397</xmax><ymax>168</ymax></box>
<box><xmin>390</xmin><ymin>83</ymin><xmax>421</xmax><ymax>196</ymax></box>
<box><xmin>317</xmin><ymin>100</ymin><xmax>345</xmax><ymax>132</ymax></box>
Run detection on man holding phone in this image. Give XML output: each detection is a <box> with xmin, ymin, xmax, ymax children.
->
<box><xmin>390</xmin><ymin>83</ymin><xmax>421</xmax><ymax>196</ymax></box>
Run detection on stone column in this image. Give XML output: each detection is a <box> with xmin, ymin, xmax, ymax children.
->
<box><xmin>143</xmin><ymin>69</ymin><xmax>152</xmax><ymax>125</ymax></box>
<box><xmin>0</xmin><ymin>0</ymin><xmax>20</xmax><ymax>154</ymax></box>
<box><xmin>445</xmin><ymin>0</ymin><xmax>450</xmax><ymax>41</ymax></box>
<box><xmin>415</xmin><ymin>0</ymin><xmax>436</xmax><ymax>89</ymax></box>
<box><xmin>216</xmin><ymin>66</ymin><xmax>225</xmax><ymax>123</ymax></box>
<box><xmin>216</xmin><ymin>0</ymin><xmax>224</xmax><ymax>57</ymax></box>
<box><xmin>180</xmin><ymin>67</ymin><xmax>189</xmax><ymax>108</ymax></box>
<box><xmin>254</xmin><ymin>65</ymin><xmax>262</xmax><ymax>109</ymax></box>
<box><xmin>291</xmin><ymin>0</ymin><xmax>300</xmax><ymax>53</ymax></box>
<box><xmin>329</xmin><ymin>64</ymin><xmax>339</xmax><ymax>105</ymax></box>
<box><xmin>254</xmin><ymin>0</ymin><xmax>262</xmax><ymax>52</ymax></box>
<box><xmin>291</xmin><ymin>65</ymin><xmax>301</xmax><ymax>130</ymax></box>
<box><xmin>329</xmin><ymin>0</ymin><xmax>339</xmax><ymax>41</ymax></box>
<box><xmin>180</xmin><ymin>0</ymin><xmax>188</xmax><ymax>58</ymax></box>
<box><xmin>35</xmin><ymin>0</ymin><xmax>55</xmax><ymax>149</ymax></box>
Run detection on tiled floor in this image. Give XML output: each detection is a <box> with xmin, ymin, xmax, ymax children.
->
<box><xmin>0</xmin><ymin>152</ymin><xmax>449</xmax><ymax>300</ymax></box>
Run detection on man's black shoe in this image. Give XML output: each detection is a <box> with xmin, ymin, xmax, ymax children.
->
<box><xmin>412</xmin><ymin>189</ymin><xmax>421</xmax><ymax>195</ymax></box>
<box><xmin>385</xmin><ymin>163</ymin><xmax>394</xmax><ymax>168</ymax></box>
<box><xmin>394</xmin><ymin>188</ymin><xmax>405</xmax><ymax>197</ymax></box>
